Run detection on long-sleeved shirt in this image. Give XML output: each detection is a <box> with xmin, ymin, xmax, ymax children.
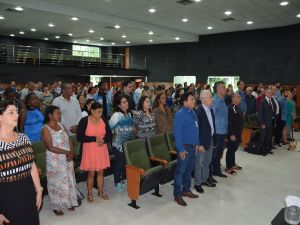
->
<box><xmin>238</xmin><ymin>90</ymin><xmax>247</xmax><ymax>113</ymax></box>
<box><xmin>52</xmin><ymin>95</ymin><xmax>82</xmax><ymax>135</ymax></box>
<box><xmin>245</xmin><ymin>95</ymin><xmax>256</xmax><ymax>115</ymax></box>
<box><xmin>174</xmin><ymin>106</ymin><xmax>200</xmax><ymax>153</ymax></box>
<box><xmin>278</xmin><ymin>96</ymin><xmax>287</xmax><ymax>121</ymax></box>
<box><xmin>228</xmin><ymin>104</ymin><xmax>243</xmax><ymax>141</ymax></box>
<box><xmin>212</xmin><ymin>95</ymin><xmax>228</xmax><ymax>135</ymax></box>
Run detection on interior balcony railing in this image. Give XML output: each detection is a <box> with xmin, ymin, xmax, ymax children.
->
<box><xmin>0</xmin><ymin>44</ymin><xmax>147</xmax><ymax>70</ymax></box>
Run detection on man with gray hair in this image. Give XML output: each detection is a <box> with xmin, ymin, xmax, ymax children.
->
<box><xmin>194</xmin><ymin>90</ymin><xmax>216</xmax><ymax>193</ymax></box>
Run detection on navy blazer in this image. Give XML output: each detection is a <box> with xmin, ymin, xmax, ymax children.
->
<box><xmin>195</xmin><ymin>104</ymin><xmax>216</xmax><ymax>150</ymax></box>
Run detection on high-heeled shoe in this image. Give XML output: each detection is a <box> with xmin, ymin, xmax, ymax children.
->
<box><xmin>98</xmin><ymin>192</ymin><xmax>109</xmax><ymax>200</ymax></box>
<box><xmin>87</xmin><ymin>195</ymin><xmax>93</xmax><ymax>203</ymax></box>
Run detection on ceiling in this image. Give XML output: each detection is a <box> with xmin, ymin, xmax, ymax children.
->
<box><xmin>0</xmin><ymin>0</ymin><xmax>299</xmax><ymax>46</ymax></box>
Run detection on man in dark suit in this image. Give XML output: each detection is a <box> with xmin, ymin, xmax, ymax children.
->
<box><xmin>194</xmin><ymin>90</ymin><xmax>216</xmax><ymax>193</ymax></box>
<box><xmin>258</xmin><ymin>88</ymin><xmax>275</xmax><ymax>155</ymax></box>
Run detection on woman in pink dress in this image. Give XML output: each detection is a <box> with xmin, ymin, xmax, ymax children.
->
<box><xmin>77</xmin><ymin>103</ymin><xmax>112</xmax><ymax>202</ymax></box>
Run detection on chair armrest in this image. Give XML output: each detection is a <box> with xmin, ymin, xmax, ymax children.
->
<box><xmin>169</xmin><ymin>150</ymin><xmax>177</xmax><ymax>155</ymax></box>
<box><xmin>149</xmin><ymin>156</ymin><xmax>168</xmax><ymax>167</ymax></box>
<box><xmin>125</xmin><ymin>165</ymin><xmax>145</xmax><ymax>176</ymax></box>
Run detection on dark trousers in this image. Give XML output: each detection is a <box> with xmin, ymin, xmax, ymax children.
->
<box><xmin>226</xmin><ymin>140</ymin><xmax>240</xmax><ymax>169</ymax></box>
<box><xmin>113</xmin><ymin>147</ymin><xmax>126</xmax><ymax>184</ymax></box>
<box><xmin>210</xmin><ymin>134</ymin><xmax>227</xmax><ymax>176</ymax></box>
<box><xmin>173</xmin><ymin>145</ymin><xmax>196</xmax><ymax>198</ymax></box>
<box><xmin>260</xmin><ymin>127</ymin><xmax>273</xmax><ymax>153</ymax></box>
<box><xmin>274</xmin><ymin>118</ymin><xmax>285</xmax><ymax>144</ymax></box>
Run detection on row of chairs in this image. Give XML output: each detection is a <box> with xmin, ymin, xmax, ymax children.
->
<box><xmin>124</xmin><ymin>132</ymin><xmax>176</xmax><ymax>209</ymax></box>
<box><xmin>31</xmin><ymin>131</ymin><xmax>176</xmax><ymax>209</ymax></box>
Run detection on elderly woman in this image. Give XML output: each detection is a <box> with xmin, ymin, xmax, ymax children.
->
<box><xmin>0</xmin><ymin>101</ymin><xmax>42</xmax><ymax>225</ymax></box>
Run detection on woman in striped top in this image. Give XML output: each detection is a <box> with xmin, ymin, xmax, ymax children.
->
<box><xmin>0</xmin><ymin>101</ymin><xmax>42</xmax><ymax>225</ymax></box>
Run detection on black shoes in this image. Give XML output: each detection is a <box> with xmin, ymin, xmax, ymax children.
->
<box><xmin>269</xmin><ymin>151</ymin><xmax>274</xmax><ymax>154</ymax></box>
<box><xmin>194</xmin><ymin>185</ymin><xmax>204</xmax><ymax>193</ymax></box>
<box><xmin>208</xmin><ymin>177</ymin><xmax>218</xmax><ymax>184</ymax></box>
<box><xmin>213</xmin><ymin>173</ymin><xmax>227</xmax><ymax>178</ymax></box>
<box><xmin>175</xmin><ymin>197</ymin><xmax>187</xmax><ymax>206</ymax></box>
<box><xmin>202</xmin><ymin>182</ymin><xmax>216</xmax><ymax>187</ymax></box>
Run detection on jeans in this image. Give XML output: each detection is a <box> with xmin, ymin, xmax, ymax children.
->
<box><xmin>173</xmin><ymin>145</ymin><xmax>196</xmax><ymax>198</ymax></box>
<box><xmin>211</xmin><ymin>134</ymin><xmax>227</xmax><ymax>175</ymax></box>
<box><xmin>226</xmin><ymin>140</ymin><xmax>240</xmax><ymax>169</ymax></box>
<box><xmin>113</xmin><ymin>147</ymin><xmax>126</xmax><ymax>184</ymax></box>
<box><xmin>194</xmin><ymin>140</ymin><xmax>213</xmax><ymax>185</ymax></box>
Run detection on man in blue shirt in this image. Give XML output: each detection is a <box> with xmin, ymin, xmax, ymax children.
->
<box><xmin>173</xmin><ymin>92</ymin><xmax>199</xmax><ymax>206</ymax></box>
<box><xmin>211</xmin><ymin>81</ymin><xmax>228</xmax><ymax>178</ymax></box>
<box><xmin>237</xmin><ymin>80</ymin><xmax>247</xmax><ymax>115</ymax></box>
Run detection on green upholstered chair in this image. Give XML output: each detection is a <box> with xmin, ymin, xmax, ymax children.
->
<box><xmin>165</xmin><ymin>132</ymin><xmax>177</xmax><ymax>155</ymax></box>
<box><xmin>146</xmin><ymin>134</ymin><xmax>177</xmax><ymax>185</ymax></box>
<box><xmin>124</xmin><ymin>139</ymin><xmax>164</xmax><ymax>209</ymax></box>
<box><xmin>247</xmin><ymin>113</ymin><xmax>259</xmax><ymax>130</ymax></box>
<box><xmin>31</xmin><ymin>141</ymin><xmax>46</xmax><ymax>178</ymax></box>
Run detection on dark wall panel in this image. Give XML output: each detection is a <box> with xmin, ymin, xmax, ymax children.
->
<box><xmin>129</xmin><ymin>23</ymin><xmax>300</xmax><ymax>84</ymax></box>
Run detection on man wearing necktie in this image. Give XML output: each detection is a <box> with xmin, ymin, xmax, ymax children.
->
<box><xmin>258</xmin><ymin>88</ymin><xmax>275</xmax><ymax>156</ymax></box>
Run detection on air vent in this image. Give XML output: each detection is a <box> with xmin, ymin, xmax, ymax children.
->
<box><xmin>105</xmin><ymin>26</ymin><xmax>116</xmax><ymax>29</ymax></box>
<box><xmin>176</xmin><ymin>0</ymin><xmax>194</xmax><ymax>6</ymax></box>
<box><xmin>5</xmin><ymin>8</ymin><xmax>23</xmax><ymax>13</ymax></box>
<box><xmin>222</xmin><ymin>17</ymin><xmax>235</xmax><ymax>22</ymax></box>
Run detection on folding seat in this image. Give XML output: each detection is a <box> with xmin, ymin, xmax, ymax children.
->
<box><xmin>247</xmin><ymin>113</ymin><xmax>260</xmax><ymax>130</ymax></box>
<box><xmin>165</xmin><ymin>131</ymin><xmax>177</xmax><ymax>156</ymax></box>
<box><xmin>146</xmin><ymin>134</ymin><xmax>177</xmax><ymax>185</ymax></box>
<box><xmin>31</xmin><ymin>141</ymin><xmax>46</xmax><ymax>178</ymax></box>
<box><xmin>124</xmin><ymin>139</ymin><xmax>164</xmax><ymax>209</ymax></box>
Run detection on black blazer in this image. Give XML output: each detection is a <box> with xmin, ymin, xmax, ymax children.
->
<box><xmin>77</xmin><ymin>116</ymin><xmax>112</xmax><ymax>156</ymax></box>
<box><xmin>228</xmin><ymin>104</ymin><xmax>243</xmax><ymax>141</ymax></box>
<box><xmin>258</xmin><ymin>98</ymin><xmax>274</xmax><ymax>128</ymax></box>
<box><xmin>195</xmin><ymin>104</ymin><xmax>216</xmax><ymax>150</ymax></box>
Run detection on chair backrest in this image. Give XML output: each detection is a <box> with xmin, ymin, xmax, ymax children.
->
<box><xmin>146</xmin><ymin>134</ymin><xmax>171</xmax><ymax>162</ymax></box>
<box><xmin>69</xmin><ymin>135</ymin><xmax>81</xmax><ymax>156</ymax></box>
<box><xmin>166</xmin><ymin>132</ymin><xmax>175</xmax><ymax>151</ymax></box>
<box><xmin>247</xmin><ymin>113</ymin><xmax>259</xmax><ymax>127</ymax></box>
<box><xmin>31</xmin><ymin>141</ymin><xmax>46</xmax><ymax>177</ymax></box>
<box><xmin>124</xmin><ymin>139</ymin><xmax>151</xmax><ymax>171</ymax></box>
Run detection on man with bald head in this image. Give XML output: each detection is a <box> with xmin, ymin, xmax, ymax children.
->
<box><xmin>226</xmin><ymin>93</ymin><xmax>243</xmax><ymax>175</ymax></box>
<box><xmin>245</xmin><ymin>86</ymin><xmax>256</xmax><ymax>115</ymax></box>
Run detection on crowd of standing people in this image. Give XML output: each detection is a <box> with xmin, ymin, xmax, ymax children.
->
<box><xmin>0</xmin><ymin>79</ymin><xmax>298</xmax><ymax>224</ymax></box>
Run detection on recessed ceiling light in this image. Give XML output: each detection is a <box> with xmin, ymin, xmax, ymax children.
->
<box><xmin>148</xmin><ymin>8</ymin><xmax>156</xmax><ymax>13</ymax></box>
<box><xmin>86</xmin><ymin>39</ymin><xmax>90</xmax><ymax>42</ymax></box>
<box><xmin>48</xmin><ymin>23</ymin><xmax>55</xmax><ymax>27</ymax></box>
<box><xmin>88</xmin><ymin>29</ymin><xmax>94</xmax><ymax>33</ymax></box>
<box><xmin>14</xmin><ymin>6</ymin><xmax>24</xmax><ymax>11</ymax></box>
<box><xmin>100</xmin><ymin>37</ymin><xmax>104</xmax><ymax>40</ymax></box>
<box><xmin>71</xmin><ymin>17</ymin><xmax>78</xmax><ymax>21</ymax></box>
<box><xmin>247</xmin><ymin>21</ymin><xmax>253</xmax><ymax>25</ymax></box>
<box><xmin>297</xmin><ymin>14</ymin><xmax>300</xmax><ymax>18</ymax></box>
<box><xmin>207</xmin><ymin>26</ymin><xmax>213</xmax><ymax>30</ymax></box>
<box><xmin>149</xmin><ymin>39</ymin><xmax>153</xmax><ymax>43</ymax></box>
<box><xmin>73</xmin><ymin>41</ymin><xmax>77</xmax><ymax>43</ymax></box>
<box><xmin>68</xmin><ymin>33</ymin><xmax>73</xmax><ymax>36</ymax></box>
<box><xmin>0</xmin><ymin>16</ymin><xmax>5</xmax><ymax>20</ymax></box>
<box><xmin>175</xmin><ymin>37</ymin><xmax>180</xmax><ymax>40</ymax></box>
<box><xmin>182</xmin><ymin>18</ymin><xmax>189</xmax><ymax>22</ymax></box>
<box><xmin>194</xmin><ymin>0</ymin><xmax>202</xmax><ymax>2</ymax></box>
<box><xmin>148</xmin><ymin>31</ymin><xmax>154</xmax><ymax>35</ymax></box>
<box><xmin>44</xmin><ymin>37</ymin><xmax>48</xmax><ymax>40</ymax></box>
<box><xmin>224</xmin><ymin>10</ymin><xmax>232</xmax><ymax>15</ymax></box>
<box><xmin>122</xmin><ymin>35</ymin><xmax>127</xmax><ymax>38</ymax></box>
<box><xmin>114</xmin><ymin>25</ymin><xmax>121</xmax><ymax>29</ymax></box>
<box><xmin>19</xmin><ymin>31</ymin><xmax>25</xmax><ymax>35</ymax></box>
<box><xmin>280</xmin><ymin>1</ymin><xmax>289</xmax><ymax>6</ymax></box>
<box><xmin>30</xmin><ymin>28</ymin><xmax>36</xmax><ymax>32</ymax></box>
<box><xmin>55</xmin><ymin>36</ymin><xmax>60</xmax><ymax>39</ymax></box>
<box><xmin>126</xmin><ymin>41</ymin><xmax>130</xmax><ymax>44</ymax></box>
<box><xmin>111</xmin><ymin>42</ymin><xmax>115</xmax><ymax>45</ymax></box>
<box><xmin>10</xmin><ymin>34</ymin><xmax>15</xmax><ymax>37</ymax></box>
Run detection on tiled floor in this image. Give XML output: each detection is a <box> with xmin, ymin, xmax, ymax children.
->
<box><xmin>40</xmin><ymin>133</ymin><xmax>300</xmax><ymax>225</ymax></box>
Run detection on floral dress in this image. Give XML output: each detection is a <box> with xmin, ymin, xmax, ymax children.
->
<box><xmin>45</xmin><ymin>123</ymin><xmax>78</xmax><ymax>210</ymax></box>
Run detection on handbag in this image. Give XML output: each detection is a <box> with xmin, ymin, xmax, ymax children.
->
<box><xmin>76</xmin><ymin>186</ymin><xmax>85</xmax><ymax>207</ymax></box>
